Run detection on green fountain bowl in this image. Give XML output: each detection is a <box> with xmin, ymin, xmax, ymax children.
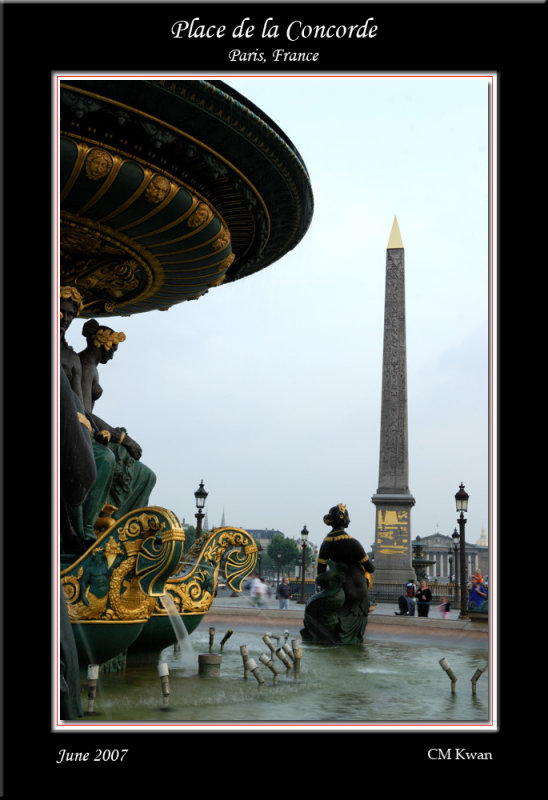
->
<box><xmin>72</xmin><ymin>620</ymin><xmax>146</xmax><ymax>666</ymax></box>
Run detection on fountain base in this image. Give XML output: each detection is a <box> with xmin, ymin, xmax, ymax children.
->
<box><xmin>198</xmin><ymin>654</ymin><xmax>222</xmax><ymax>678</ymax></box>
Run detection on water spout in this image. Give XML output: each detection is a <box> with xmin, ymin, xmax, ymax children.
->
<box><xmin>246</xmin><ymin>657</ymin><xmax>265</xmax><ymax>689</ymax></box>
<box><xmin>219</xmin><ymin>630</ymin><xmax>233</xmax><ymax>653</ymax></box>
<box><xmin>282</xmin><ymin>643</ymin><xmax>295</xmax><ymax>663</ymax></box>
<box><xmin>86</xmin><ymin>664</ymin><xmax>99</xmax><ymax>714</ymax></box>
<box><xmin>259</xmin><ymin>652</ymin><xmax>280</xmax><ymax>684</ymax></box>
<box><xmin>439</xmin><ymin>657</ymin><xmax>457</xmax><ymax>693</ymax></box>
<box><xmin>240</xmin><ymin>644</ymin><xmax>250</xmax><ymax>679</ymax></box>
<box><xmin>276</xmin><ymin>646</ymin><xmax>293</xmax><ymax>675</ymax></box>
<box><xmin>158</xmin><ymin>662</ymin><xmax>170</xmax><ymax>706</ymax></box>
<box><xmin>471</xmin><ymin>662</ymin><xmax>488</xmax><ymax>695</ymax></box>
<box><xmin>291</xmin><ymin>640</ymin><xmax>303</xmax><ymax>680</ymax></box>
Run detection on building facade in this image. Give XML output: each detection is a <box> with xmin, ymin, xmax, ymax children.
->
<box><xmin>412</xmin><ymin>530</ymin><xmax>489</xmax><ymax>582</ymax></box>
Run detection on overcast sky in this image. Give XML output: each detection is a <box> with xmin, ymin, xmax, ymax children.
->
<box><xmin>59</xmin><ymin>74</ymin><xmax>493</xmax><ymax>554</ymax></box>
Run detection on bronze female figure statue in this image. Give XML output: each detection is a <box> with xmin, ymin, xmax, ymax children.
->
<box><xmin>60</xmin><ymin>290</ymin><xmax>156</xmax><ymax>546</ymax></box>
<box><xmin>302</xmin><ymin>504</ymin><xmax>375</xmax><ymax>644</ymax></box>
<box><xmin>77</xmin><ymin>318</ymin><xmax>156</xmax><ymax>528</ymax></box>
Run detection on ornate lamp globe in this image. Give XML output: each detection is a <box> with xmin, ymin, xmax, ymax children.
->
<box><xmin>455</xmin><ymin>483</ymin><xmax>469</xmax><ymax>513</ymax></box>
<box><xmin>194</xmin><ymin>480</ymin><xmax>208</xmax><ymax>510</ymax></box>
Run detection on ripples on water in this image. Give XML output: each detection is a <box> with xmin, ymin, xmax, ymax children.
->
<box><xmin>80</xmin><ymin>627</ymin><xmax>489</xmax><ymax>725</ymax></box>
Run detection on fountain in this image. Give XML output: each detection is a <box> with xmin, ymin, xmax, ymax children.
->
<box><xmin>56</xmin><ymin>80</ymin><xmax>491</xmax><ymax>731</ymax></box>
<box><xmin>159</xmin><ymin>593</ymin><xmax>196</xmax><ymax>672</ymax></box>
<box><xmin>412</xmin><ymin>537</ymin><xmax>437</xmax><ymax>580</ymax></box>
<box><xmin>56</xmin><ymin>77</ymin><xmax>314</xmax><ymax>722</ymax></box>
<box><xmin>70</xmin><ymin>620</ymin><xmax>489</xmax><ymax>726</ymax></box>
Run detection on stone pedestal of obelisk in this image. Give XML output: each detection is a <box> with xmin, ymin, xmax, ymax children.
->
<box><xmin>371</xmin><ymin>217</ymin><xmax>416</xmax><ymax>583</ymax></box>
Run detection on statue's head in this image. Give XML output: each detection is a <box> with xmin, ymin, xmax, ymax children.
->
<box><xmin>59</xmin><ymin>286</ymin><xmax>84</xmax><ymax>335</ymax></box>
<box><xmin>82</xmin><ymin>318</ymin><xmax>126</xmax><ymax>363</ymax></box>
<box><xmin>323</xmin><ymin>503</ymin><xmax>350</xmax><ymax>530</ymax></box>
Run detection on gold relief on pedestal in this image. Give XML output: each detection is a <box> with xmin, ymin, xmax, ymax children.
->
<box><xmin>376</xmin><ymin>508</ymin><xmax>410</xmax><ymax>555</ymax></box>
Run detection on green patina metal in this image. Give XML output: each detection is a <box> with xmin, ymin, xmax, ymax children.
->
<box><xmin>61</xmin><ymin>507</ymin><xmax>186</xmax><ymax>666</ymax></box>
<box><xmin>58</xmin><ymin>80</ymin><xmax>313</xmax><ymax>695</ymax></box>
<box><xmin>131</xmin><ymin>526</ymin><xmax>258</xmax><ymax>654</ymax></box>
<box><xmin>59</xmin><ymin>79</ymin><xmax>314</xmax><ymax>318</ymax></box>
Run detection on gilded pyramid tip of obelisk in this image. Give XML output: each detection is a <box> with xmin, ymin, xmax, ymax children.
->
<box><xmin>387</xmin><ymin>216</ymin><xmax>403</xmax><ymax>249</ymax></box>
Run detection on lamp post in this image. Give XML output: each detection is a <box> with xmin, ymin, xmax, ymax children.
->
<box><xmin>455</xmin><ymin>482</ymin><xmax>469</xmax><ymax>619</ymax></box>
<box><xmin>451</xmin><ymin>528</ymin><xmax>459</xmax><ymax>602</ymax></box>
<box><xmin>298</xmin><ymin>525</ymin><xmax>309</xmax><ymax>604</ymax></box>
<box><xmin>447</xmin><ymin>548</ymin><xmax>453</xmax><ymax>585</ymax></box>
<box><xmin>257</xmin><ymin>542</ymin><xmax>263</xmax><ymax>580</ymax></box>
<box><xmin>194</xmin><ymin>480</ymin><xmax>208</xmax><ymax>537</ymax></box>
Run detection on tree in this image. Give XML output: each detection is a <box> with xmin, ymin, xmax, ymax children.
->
<box><xmin>267</xmin><ymin>534</ymin><xmax>301</xmax><ymax>576</ymax></box>
<box><xmin>183</xmin><ymin>524</ymin><xmax>198</xmax><ymax>551</ymax></box>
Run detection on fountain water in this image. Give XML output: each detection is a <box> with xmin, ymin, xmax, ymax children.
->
<box><xmin>159</xmin><ymin>593</ymin><xmax>197</xmax><ymax>672</ymax></box>
<box><xmin>72</xmin><ymin>624</ymin><xmax>490</xmax><ymax>726</ymax></box>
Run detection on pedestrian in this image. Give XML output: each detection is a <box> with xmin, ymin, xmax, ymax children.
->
<box><xmin>276</xmin><ymin>576</ymin><xmax>291</xmax><ymax>610</ymax></box>
<box><xmin>438</xmin><ymin>596</ymin><xmax>451</xmax><ymax>619</ymax></box>
<box><xmin>416</xmin><ymin>579</ymin><xmax>432</xmax><ymax>617</ymax></box>
<box><xmin>395</xmin><ymin>595</ymin><xmax>408</xmax><ymax>615</ymax></box>
<box><xmin>250</xmin><ymin>573</ymin><xmax>267</xmax><ymax>607</ymax></box>
<box><xmin>404</xmin><ymin>577</ymin><xmax>416</xmax><ymax>616</ymax></box>
<box><xmin>469</xmin><ymin>572</ymin><xmax>487</xmax><ymax>610</ymax></box>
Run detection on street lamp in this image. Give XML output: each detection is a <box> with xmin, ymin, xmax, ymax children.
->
<box><xmin>257</xmin><ymin>542</ymin><xmax>263</xmax><ymax>580</ymax></box>
<box><xmin>194</xmin><ymin>480</ymin><xmax>208</xmax><ymax>537</ymax></box>
<box><xmin>447</xmin><ymin>547</ymin><xmax>453</xmax><ymax>585</ymax></box>
<box><xmin>276</xmin><ymin>552</ymin><xmax>281</xmax><ymax>585</ymax></box>
<box><xmin>451</xmin><ymin>528</ymin><xmax>459</xmax><ymax>599</ymax></box>
<box><xmin>298</xmin><ymin>525</ymin><xmax>309</xmax><ymax>604</ymax></box>
<box><xmin>455</xmin><ymin>482</ymin><xmax>469</xmax><ymax>618</ymax></box>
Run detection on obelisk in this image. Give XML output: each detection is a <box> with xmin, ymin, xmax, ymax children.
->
<box><xmin>371</xmin><ymin>217</ymin><xmax>416</xmax><ymax>583</ymax></box>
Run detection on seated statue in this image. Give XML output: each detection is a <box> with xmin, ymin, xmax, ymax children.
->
<box><xmin>60</xmin><ymin>287</ymin><xmax>116</xmax><ymax>549</ymax></box>
<box><xmin>301</xmin><ymin>504</ymin><xmax>374</xmax><ymax>644</ymax></box>
<box><xmin>59</xmin><ymin>289</ymin><xmax>99</xmax><ymax>718</ymax></box>
<box><xmin>60</xmin><ymin>287</ymin><xmax>156</xmax><ymax>545</ymax></box>
<box><xmin>77</xmin><ymin>318</ymin><xmax>157</xmax><ymax>528</ymax></box>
